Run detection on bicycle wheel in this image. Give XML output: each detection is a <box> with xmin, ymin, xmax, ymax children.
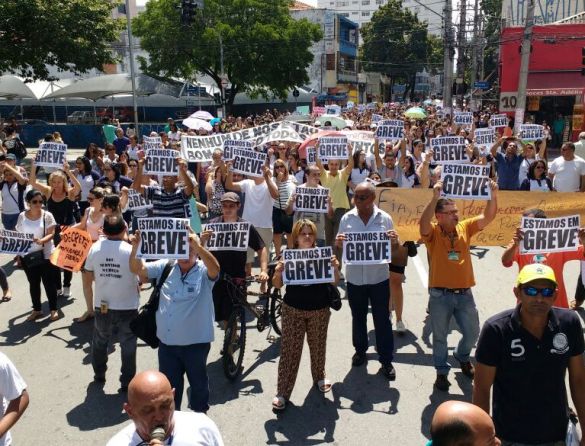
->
<box><xmin>269</xmin><ymin>289</ymin><xmax>283</xmax><ymax>336</ymax></box>
<box><xmin>222</xmin><ymin>306</ymin><xmax>246</xmax><ymax>380</ymax></box>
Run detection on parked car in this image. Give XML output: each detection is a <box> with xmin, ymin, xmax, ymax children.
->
<box><xmin>67</xmin><ymin>111</ymin><xmax>97</xmax><ymax>124</ymax></box>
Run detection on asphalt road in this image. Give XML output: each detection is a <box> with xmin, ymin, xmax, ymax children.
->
<box><xmin>1</xmin><ymin>244</ymin><xmax>583</xmax><ymax>445</ymax></box>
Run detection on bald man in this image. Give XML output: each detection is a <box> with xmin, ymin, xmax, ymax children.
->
<box><xmin>429</xmin><ymin>401</ymin><xmax>500</xmax><ymax>446</ymax></box>
<box><xmin>107</xmin><ymin>370</ymin><xmax>223</xmax><ymax>446</ymax></box>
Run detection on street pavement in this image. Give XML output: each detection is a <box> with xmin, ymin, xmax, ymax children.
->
<box><xmin>1</xmin><ymin>243</ymin><xmax>583</xmax><ymax>445</ymax></box>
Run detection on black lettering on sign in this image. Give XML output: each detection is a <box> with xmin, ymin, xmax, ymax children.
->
<box><xmin>440</xmin><ymin>164</ymin><xmax>491</xmax><ymax>200</ymax></box>
<box><xmin>204</xmin><ymin>222</ymin><xmax>250</xmax><ymax>252</ymax></box>
<box><xmin>430</xmin><ymin>136</ymin><xmax>468</xmax><ymax>164</ymax></box>
<box><xmin>520</xmin><ymin>215</ymin><xmax>580</xmax><ymax>254</ymax></box>
<box><xmin>282</xmin><ymin>247</ymin><xmax>334</xmax><ymax>284</ymax></box>
<box><xmin>294</xmin><ymin>187</ymin><xmax>329</xmax><ymax>213</ymax></box>
<box><xmin>342</xmin><ymin>232</ymin><xmax>391</xmax><ymax>265</ymax></box>
<box><xmin>35</xmin><ymin>143</ymin><xmax>67</xmax><ymax>168</ymax></box>
<box><xmin>139</xmin><ymin>230</ymin><xmax>189</xmax><ymax>259</ymax></box>
<box><xmin>319</xmin><ymin>137</ymin><xmax>348</xmax><ymax>160</ymax></box>
<box><xmin>0</xmin><ymin>230</ymin><xmax>34</xmax><ymax>255</ymax></box>
<box><xmin>145</xmin><ymin>149</ymin><xmax>178</xmax><ymax>175</ymax></box>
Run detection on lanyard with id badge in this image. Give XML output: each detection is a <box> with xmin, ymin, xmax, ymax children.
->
<box><xmin>445</xmin><ymin>231</ymin><xmax>459</xmax><ymax>261</ymax></box>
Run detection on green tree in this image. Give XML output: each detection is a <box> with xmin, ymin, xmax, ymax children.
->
<box><xmin>0</xmin><ymin>0</ymin><xmax>123</xmax><ymax>80</ymax></box>
<box><xmin>132</xmin><ymin>0</ymin><xmax>322</xmax><ymax>112</ymax></box>
<box><xmin>360</xmin><ymin>0</ymin><xmax>442</xmax><ymax>101</ymax></box>
<box><xmin>481</xmin><ymin>0</ymin><xmax>502</xmax><ymax>84</ymax></box>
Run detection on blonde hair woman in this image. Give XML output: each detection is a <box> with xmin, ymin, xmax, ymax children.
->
<box><xmin>272</xmin><ymin>159</ymin><xmax>296</xmax><ymax>257</ymax></box>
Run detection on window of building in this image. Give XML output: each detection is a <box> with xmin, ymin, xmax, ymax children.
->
<box><xmin>337</xmin><ymin>0</ymin><xmax>349</xmax><ymax>6</ymax></box>
<box><xmin>361</xmin><ymin>11</ymin><xmax>370</xmax><ymax>16</ymax></box>
<box><xmin>352</xmin><ymin>11</ymin><xmax>358</xmax><ymax>14</ymax></box>
<box><xmin>362</xmin><ymin>0</ymin><xmax>370</xmax><ymax>4</ymax></box>
<box><xmin>375</xmin><ymin>0</ymin><xmax>385</xmax><ymax>4</ymax></box>
<box><xmin>326</xmin><ymin>54</ymin><xmax>336</xmax><ymax>71</ymax></box>
<box><xmin>341</xmin><ymin>12</ymin><xmax>350</xmax><ymax>17</ymax></box>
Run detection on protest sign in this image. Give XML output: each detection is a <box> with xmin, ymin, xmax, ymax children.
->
<box><xmin>312</xmin><ymin>106</ymin><xmax>325</xmax><ymax>117</ymax></box>
<box><xmin>375</xmin><ymin>189</ymin><xmax>585</xmax><ymax>246</ymax></box>
<box><xmin>223</xmin><ymin>139</ymin><xmax>252</xmax><ymax>161</ymax></box>
<box><xmin>371</xmin><ymin>114</ymin><xmax>383</xmax><ymax>123</ymax></box>
<box><xmin>50</xmin><ymin>228</ymin><xmax>93</xmax><ymax>272</ymax></box>
<box><xmin>519</xmin><ymin>124</ymin><xmax>544</xmax><ymax>141</ymax></box>
<box><xmin>231</xmin><ymin>148</ymin><xmax>266</xmax><ymax>178</ymax></box>
<box><xmin>282</xmin><ymin>247</ymin><xmax>334</xmax><ymax>285</ymax></box>
<box><xmin>430</xmin><ymin>136</ymin><xmax>469</xmax><ymax>164</ymax></box>
<box><xmin>441</xmin><ymin>164</ymin><xmax>491</xmax><ymax>200</ymax></box>
<box><xmin>137</xmin><ymin>218</ymin><xmax>189</xmax><ymax>259</ymax></box>
<box><xmin>127</xmin><ymin>189</ymin><xmax>152</xmax><ymax>211</ymax></box>
<box><xmin>144</xmin><ymin>149</ymin><xmax>178</xmax><ymax>176</ymax></box>
<box><xmin>375</xmin><ymin>120</ymin><xmax>404</xmax><ymax>141</ymax></box>
<box><xmin>357</xmin><ymin>104</ymin><xmax>366</xmax><ymax>114</ymax></box>
<box><xmin>306</xmin><ymin>146</ymin><xmax>316</xmax><ymax>165</ymax></box>
<box><xmin>319</xmin><ymin>136</ymin><xmax>348</xmax><ymax>160</ymax></box>
<box><xmin>342</xmin><ymin>231</ymin><xmax>391</xmax><ymax>265</ymax></box>
<box><xmin>189</xmin><ymin>196</ymin><xmax>202</xmax><ymax>234</ymax></box>
<box><xmin>474</xmin><ymin>128</ymin><xmax>496</xmax><ymax>152</ymax></box>
<box><xmin>454</xmin><ymin>112</ymin><xmax>473</xmax><ymax>127</ymax></box>
<box><xmin>181</xmin><ymin>122</ymin><xmax>318</xmax><ymax>162</ymax></box>
<box><xmin>35</xmin><ymin>142</ymin><xmax>67</xmax><ymax>169</ymax></box>
<box><xmin>366</xmin><ymin>103</ymin><xmax>377</xmax><ymax>110</ymax></box>
<box><xmin>489</xmin><ymin>114</ymin><xmax>509</xmax><ymax>128</ymax></box>
<box><xmin>520</xmin><ymin>215</ymin><xmax>580</xmax><ymax>254</ymax></box>
<box><xmin>0</xmin><ymin>230</ymin><xmax>34</xmax><ymax>255</ymax></box>
<box><xmin>143</xmin><ymin>136</ymin><xmax>162</xmax><ymax>150</ymax></box>
<box><xmin>204</xmin><ymin>222</ymin><xmax>250</xmax><ymax>252</ymax></box>
<box><xmin>294</xmin><ymin>187</ymin><xmax>329</xmax><ymax>213</ymax></box>
<box><xmin>325</xmin><ymin>105</ymin><xmax>341</xmax><ymax>116</ymax></box>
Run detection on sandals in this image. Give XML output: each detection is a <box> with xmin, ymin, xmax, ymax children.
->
<box><xmin>317</xmin><ymin>379</ymin><xmax>332</xmax><ymax>393</ymax></box>
<box><xmin>50</xmin><ymin>311</ymin><xmax>60</xmax><ymax>321</ymax></box>
<box><xmin>26</xmin><ymin>311</ymin><xmax>43</xmax><ymax>322</ymax></box>
<box><xmin>75</xmin><ymin>311</ymin><xmax>95</xmax><ymax>323</ymax></box>
<box><xmin>272</xmin><ymin>396</ymin><xmax>286</xmax><ymax>411</ymax></box>
<box><xmin>1</xmin><ymin>294</ymin><xmax>12</xmax><ymax>302</ymax></box>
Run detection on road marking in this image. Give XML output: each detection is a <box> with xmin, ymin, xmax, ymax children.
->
<box><xmin>412</xmin><ymin>255</ymin><xmax>428</xmax><ymax>289</ymax></box>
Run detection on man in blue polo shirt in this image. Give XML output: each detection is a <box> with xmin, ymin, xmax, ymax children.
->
<box><xmin>473</xmin><ymin>264</ymin><xmax>585</xmax><ymax>445</ymax></box>
<box><xmin>490</xmin><ymin>137</ymin><xmax>525</xmax><ymax>190</ymax></box>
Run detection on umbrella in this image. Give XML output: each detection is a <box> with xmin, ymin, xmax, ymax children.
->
<box><xmin>423</xmin><ymin>99</ymin><xmax>433</xmax><ymax>105</ymax></box>
<box><xmin>404</xmin><ymin>107</ymin><xmax>427</xmax><ymax>119</ymax></box>
<box><xmin>182</xmin><ymin>116</ymin><xmax>212</xmax><ymax>131</ymax></box>
<box><xmin>0</xmin><ymin>75</ymin><xmax>38</xmax><ymax>99</ymax></box>
<box><xmin>315</xmin><ymin>115</ymin><xmax>347</xmax><ymax>130</ymax></box>
<box><xmin>210</xmin><ymin>118</ymin><xmax>221</xmax><ymax>126</ymax></box>
<box><xmin>191</xmin><ymin>110</ymin><xmax>214</xmax><ymax>121</ymax></box>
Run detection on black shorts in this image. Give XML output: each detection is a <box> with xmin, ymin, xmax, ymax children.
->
<box><xmin>389</xmin><ymin>263</ymin><xmax>405</xmax><ymax>275</ymax></box>
<box><xmin>272</xmin><ymin>208</ymin><xmax>293</xmax><ymax>234</ymax></box>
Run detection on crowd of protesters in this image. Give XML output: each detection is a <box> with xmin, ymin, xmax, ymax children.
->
<box><xmin>0</xmin><ymin>101</ymin><xmax>584</xmax><ymax>445</ymax></box>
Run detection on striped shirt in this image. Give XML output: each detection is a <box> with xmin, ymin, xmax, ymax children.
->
<box><xmin>273</xmin><ymin>179</ymin><xmax>295</xmax><ymax>210</ymax></box>
<box><xmin>144</xmin><ymin>185</ymin><xmax>189</xmax><ymax>218</ymax></box>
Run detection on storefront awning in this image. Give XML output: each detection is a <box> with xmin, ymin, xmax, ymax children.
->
<box><xmin>527</xmin><ymin>72</ymin><xmax>585</xmax><ymax>96</ymax></box>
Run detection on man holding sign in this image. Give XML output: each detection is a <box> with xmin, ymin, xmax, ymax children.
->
<box><xmin>419</xmin><ymin>179</ymin><xmax>498</xmax><ymax>392</ymax></box>
<box><xmin>336</xmin><ymin>182</ymin><xmax>399</xmax><ymax>380</ymax></box>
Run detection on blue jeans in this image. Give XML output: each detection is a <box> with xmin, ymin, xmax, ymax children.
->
<box><xmin>347</xmin><ymin>279</ymin><xmax>394</xmax><ymax>365</ymax></box>
<box><xmin>1</xmin><ymin>213</ymin><xmax>19</xmax><ymax>230</ymax></box>
<box><xmin>429</xmin><ymin>288</ymin><xmax>480</xmax><ymax>375</ymax></box>
<box><xmin>92</xmin><ymin>309</ymin><xmax>138</xmax><ymax>387</ymax></box>
<box><xmin>158</xmin><ymin>341</ymin><xmax>211</xmax><ymax>412</ymax></box>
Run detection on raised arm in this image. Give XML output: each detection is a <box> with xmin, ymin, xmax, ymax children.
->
<box><xmin>263</xmin><ymin>165</ymin><xmax>279</xmax><ymax>200</ymax></box>
<box><xmin>3</xmin><ymin>163</ymin><xmax>26</xmax><ymax>186</ymax></box>
<box><xmin>420</xmin><ymin>181</ymin><xmax>441</xmax><ymax>237</ymax></box>
<box><xmin>28</xmin><ymin>159</ymin><xmax>51</xmax><ymax>197</ymax></box>
<box><xmin>192</xmin><ymin>232</ymin><xmax>219</xmax><ymax>280</ymax></box>
<box><xmin>225</xmin><ymin>161</ymin><xmax>242</xmax><ymax>192</ymax></box>
<box><xmin>129</xmin><ymin>230</ymin><xmax>149</xmax><ymax>283</ymax></box>
<box><xmin>131</xmin><ymin>158</ymin><xmax>146</xmax><ymax>194</ymax></box>
<box><xmin>63</xmin><ymin>161</ymin><xmax>81</xmax><ymax>200</ymax></box>
<box><xmin>476</xmin><ymin>181</ymin><xmax>499</xmax><ymax>230</ymax></box>
<box><xmin>177</xmin><ymin>158</ymin><xmax>194</xmax><ymax>197</ymax></box>
<box><xmin>490</xmin><ymin>136</ymin><xmax>503</xmax><ymax>158</ymax></box>
<box><xmin>373</xmin><ymin>138</ymin><xmax>382</xmax><ymax>170</ymax></box>
<box><xmin>341</xmin><ymin>143</ymin><xmax>354</xmax><ymax>175</ymax></box>
<box><xmin>501</xmin><ymin>227</ymin><xmax>522</xmax><ymax>267</ymax></box>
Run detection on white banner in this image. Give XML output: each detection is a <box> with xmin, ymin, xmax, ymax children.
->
<box><xmin>231</xmin><ymin>148</ymin><xmax>266</xmax><ymax>178</ymax></box>
<box><xmin>282</xmin><ymin>247</ymin><xmax>334</xmax><ymax>285</ymax></box>
<box><xmin>375</xmin><ymin>120</ymin><xmax>404</xmax><ymax>142</ymax></box>
<box><xmin>489</xmin><ymin>114</ymin><xmax>508</xmax><ymax>128</ymax></box>
<box><xmin>143</xmin><ymin>136</ymin><xmax>162</xmax><ymax>151</ymax></box>
<box><xmin>293</xmin><ymin>187</ymin><xmax>329</xmax><ymax>213</ymax></box>
<box><xmin>204</xmin><ymin>221</ymin><xmax>250</xmax><ymax>252</ymax></box>
<box><xmin>144</xmin><ymin>149</ymin><xmax>179</xmax><ymax>176</ymax></box>
<box><xmin>342</xmin><ymin>231</ymin><xmax>391</xmax><ymax>265</ymax></box>
<box><xmin>474</xmin><ymin>128</ymin><xmax>496</xmax><ymax>152</ymax></box>
<box><xmin>430</xmin><ymin>136</ymin><xmax>469</xmax><ymax>164</ymax></box>
<box><xmin>319</xmin><ymin>136</ymin><xmax>348</xmax><ymax>160</ymax></box>
<box><xmin>520</xmin><ymin>215</ymin><xmax>580</xmax><ymax>254</ymax></box>
<box><xmin>0</xmin><ymin>230</ymin><xmax>35</xmax><ymax>255</ymax></box>
<box><xmin>441</xmin><ymin>164</ymin><xmax>492</xmax><ymax>200</ymax></box>
<box><xmin>137</xmin><ymin>218</ymin><xmax>190</xmax><ymax>259</ymax></box>
<box><xmin>454</xmin><ymin>112</ymin><xmax>473</xmax><ymax>127</ymax></box>
<box><xmin>35</xmin><ymin>142</ymin><xmax>67</xmax><ymax>169</ymax></box>
<box><xmin>519</xmin><ymin>124</ymin><xmax>544</xmax><ymax>141</ymax></box>
<box><xmin>223</xmin><ymin>139</ymin><xmax>252</xmax><ymax>161</ymax></box>
<box><xmin>127</xmin><ymin>189</ymin><xmax>152</xmax><ymax>211</ymax></box>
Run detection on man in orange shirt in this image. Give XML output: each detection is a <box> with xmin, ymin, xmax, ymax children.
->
<box><xmin>501</xmin><ymin>208</ymin><xmax>585</xmax><ymax>309</ymax></box>
<box><xmin>419</xmin><ymin>179</ymin><xmax>498</xmax><ymax>391</ymax></box>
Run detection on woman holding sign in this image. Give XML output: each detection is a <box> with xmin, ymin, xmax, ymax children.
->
<box><xmin>272</xmin><ymin>160</ymin><xmax>296</xmax><ymax>257</ymax></box>
<box><xmin>271</xmin><ymin>219</ymin><xmax>340</xmax><ymax>411</ymax></box>
<box><xmin>519</xmin><ymin>160</ymin><xmax>553</xmax><ymax>192</ymax></box>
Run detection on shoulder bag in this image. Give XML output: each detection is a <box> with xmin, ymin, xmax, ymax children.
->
<box><xmin>130</xmin><ymin>260</ymin><xmax>174</xmax><ymax>349</ymax></box>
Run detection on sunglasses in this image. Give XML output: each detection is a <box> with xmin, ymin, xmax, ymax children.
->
<box><xmin>275</xmin><ymin>165</ymin><xmax>286</xmax><ymax>170</ymax></box>
<box><xmin>30</xmin><ymin>199</ymin><xmax>43</xmax><ymax>204</ymax></box>
<box><xmin>522</xmin><ymin>286</ymin><xmax>555</xmax><ymax>298</ymax></box>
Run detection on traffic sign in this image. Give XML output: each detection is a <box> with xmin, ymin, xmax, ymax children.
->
<box><xmin>474</xmin><ymin>81</ymin><xmax>490</xmax><ymax>90</ymax></box>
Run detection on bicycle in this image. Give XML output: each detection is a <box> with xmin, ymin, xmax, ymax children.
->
<box><xmin>221</xmin><ymin>262</ymin><xmax>282</xmax><ymax>380</ymax></box>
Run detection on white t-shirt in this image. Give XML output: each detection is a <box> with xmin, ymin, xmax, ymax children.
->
<box><xmin>1</xmin><ymin>182</ymin><xmax>22</xmax><ymax>215</ymax></box>
<box><xmin>239</xmin><ymin>179</ymin><xmax>273</xmax><ymax>228</ymax></box>
<box><xmin>548</xmin><ymin>156</ymin><xmax>585</xmax><ymax>192</ymax></box>
<box><xmin>106</xmin><ymin>410</ymin><xmax>224</xmax><ymax>446</ymax></box>
<box><xmin>518</xmin><ymin>155</ymin><xmax>540</xmax><ymax>185</ymax></box>
<box><xmin>0</xmin><ymin>352</ymin><xmax>27</xmax><ymax>446</ymax></box>
<box><xmin>15</xmin><ymin>211</ymin><xmax>56</xmax><ymax>258</ymax></box>
<box><xmin>76</xmin><ymin>173</ymin><xmax>95</xmax><ymax>202</ymax></box>
<box><xmin>84</xmin><ymin>239</ymin><xmax>140</xmax><ymax>310</ymax></box>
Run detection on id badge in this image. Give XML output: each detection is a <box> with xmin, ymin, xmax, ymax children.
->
<box><xmin>447</xmin><ymin>250</ymin><xmax>459</xmax><ymax>261</ymax></box>
<box><xmin>100</xmin><ymin>301</ymin><xmax>109</xmax><ymax>314</ymax></box>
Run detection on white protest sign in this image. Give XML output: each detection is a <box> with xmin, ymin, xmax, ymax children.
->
<box><xmin>474</xmin><ymin>128</ymin><xmax>496</xmax><ymax>152</ymax></box>
<box><xmin>204</xmin><ymin>221</ymin><xmax>250</xmax><ymax>252</ymax></box>
<box><xmin>137</xmin><ymin>218</ymin><xmax>190</xmax><ymax>259</ymax></box>
<box><xmin>127</xmin><ymin>189</ymin><xmax>152</xmax><ymax>211</ymax></box>
<box><xmin>357</xmin><ymin>104</ymin><xmax>366</xmax><ymax>114</ymax></box>
<box><xmin>430</xmin><ymin>136</ymin><xmax>469</xmax><ymax>164</ymax></box>
<box><xmin>293</xmin><ymin>187</ymin><xmax>329</xmax><ymax>213</ymax></box>
<box><xmin>144</xmin><ymin>149</ymin><xmax>179</xmax><ymax>176</ymax></box>
<box><xmin>519</xmin><ymin>124</ymin><xmax>544</xmax><ymax>141</ymax></box>
<box><xmin>231</xmin><ymin>148</ymin><xmax>266</xmax><ymax>178</ymax></box>
<box><xmin>325</xmin><ymin>105</ymin><xmax>341</xmax><ymax>116</ymax></box>
<box><xmin>143</xmin><ymin>136</ymin><xmax>162</xmax><ymax>150</ymax></box>
<box><xmin>223</xmin><ymin>139</ymin><xmax>252</xmax><ymax>161</ymax></box>
<box><xmin>306</xmin><ymin>146</ymin><xmax>316</xmax><ymax>165</ymax></box>
<box><xmin>366</xmin><ymin>103</ymin><xmax>377</xmax><ymax>110</ymax></box>
<box><xmin>319</xmin><ymin>136</ymin><xmax>348</xmax><ymax>160</ymax></box>
<box><xmin>375</xmin><ymin>120</ymin><xmax>404</xmax><ymax>142</ymax></box>
<box><xmin>282</xmin><ymin>247</ymin><xmax>334</xmax><ymax>285</ymax></box>
<box><xmin>489</xmin><ymin>114</ymin><xmax>508</xmax><ymax>128</ymax></box>
<box><xmin>371</xmin><ymin>114</ymin><xmax>383</xmax><ymax>123</ymax></box>
<box><xmin>35</xmin><ymin>142</ymin><xmax>67</xmax><ymax>168</ymax></box>
<box><xmin>454</xmin><ymin>112</ymin><xmax>473</xmax><ymax>127</ymax></box>
<box><xmin>342</xmin><ymin>231</ymin><xmax>391</xmax><ymax>265</ymax></box>
<box><xmin>520</xmin><ymin>215</ymin><xmax>580</xmax><ymax>254</ymax></box>
<box><xmin>0</xmin><ymin>230</ymin><xmax>35</xmax><ymax>255</ymax></box>
<box><xmin>441</xmin><ymin>164</ymin><xmax>492</xmax><ymax>200</ymax></box>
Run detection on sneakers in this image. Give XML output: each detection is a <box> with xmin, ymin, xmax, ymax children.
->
<box><xmin>395</xmin><ymin>320</ymin><xmax>407</xmax><ymax>334</ymax></box>
<box><xmin>434</xmin><ymin>374</ymin><xmax>450</xmax><ymax>391</ymax></box>
<box><xmin>381</xmin><ymin>363</ymin><xmax>396</xmax><ymax>381</ymax></box>
<box><xmin>351</xmin><ymin>352</ymin><xmax>367</xmax><ymax>367</ymax></box>
<box><xmin>62</xmin><ymin>287</ymin><xmax>71</xmax><ymax>297</ymax></box>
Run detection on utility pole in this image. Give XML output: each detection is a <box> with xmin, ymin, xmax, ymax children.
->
<box><xmin>456</xmin><ymin>0</ymin><xmax>467</xmax><ymax>109</ymax></box>
<box><xmin>442</xmin><ymin>0</ymin><xmax>454</xmax><ymax>116</ymax></box>
<box><xmin>125</xmin><ymin>0</ymin><xmax>139</xmax><ymax>136</ymax></box>
<box><xmin>514</xmin><ymin>0</ymin><xmax>535</xmax><ymax>134</ymax></box>
<box><xmin>219</xmin><ymin>33</ymin><xmax>226</xmax><ymax>118</ymax></box>
<box><xmin>469</xmin><ymin>0</ymin><xmax>480</xmax><ymax>111</ymax></box>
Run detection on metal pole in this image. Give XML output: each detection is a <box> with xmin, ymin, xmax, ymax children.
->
<box><xmin>219</xmin><ymin>34</ymin><xmax>226</xmax><ymax>118</ymax></box>
<box><xmin>514</xmin><ymin>0</ymin><xmax>535</xmax><ymax>134</ymax></box>
<box><xmin>456</xmin><ymin>0</ymin><xmax>467</xmax><ymax>109</ymax></box>
<box><xmin>469</xmin><ymin>0</ymin><xmax>480</xmax><ymax>111</ymax></box>
<box><xmin>442</xmin><ymin>0</ymin><xmax>454</xmax><ymax>116</ymax></box>
<box><xmin>125</xmin><ymin>0</ymin><xmax>140</xmax><ymax>136</ymax></box>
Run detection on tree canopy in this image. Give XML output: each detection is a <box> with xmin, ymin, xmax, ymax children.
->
<box><xmin>132</xmin><ymin>0</ymin><xmax>322</xmax><ymax>111</ymax></box>
<box><xmin>0</xmin><ymin>0</ymin><xmax>123</xmax><ymax>80</ymax></box>
<box><xmin>360</xmin><ymin>0</ymin><xmax>442</xmax><ymax>100</ymax></box>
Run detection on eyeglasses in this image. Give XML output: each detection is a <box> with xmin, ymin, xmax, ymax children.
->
<box><xmin>30</xmin><ymin>199</ymin><xmax>43</xmax><ymax>204</ymax></box>
<box><xmin>354</xmin><ymin>194</ymin><xmax>371</xmax><ymax>201</ymax></box>
<box><xmin>522</xmin><ymin>286</ymin><xmax>555</xmax><ymax>298</ymax></box>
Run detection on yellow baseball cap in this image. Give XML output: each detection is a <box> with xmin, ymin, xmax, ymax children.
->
<box><xmin>516</xmin><ymin>264</ymin><xmax>557</xmax><ymax>286</ymax></box>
